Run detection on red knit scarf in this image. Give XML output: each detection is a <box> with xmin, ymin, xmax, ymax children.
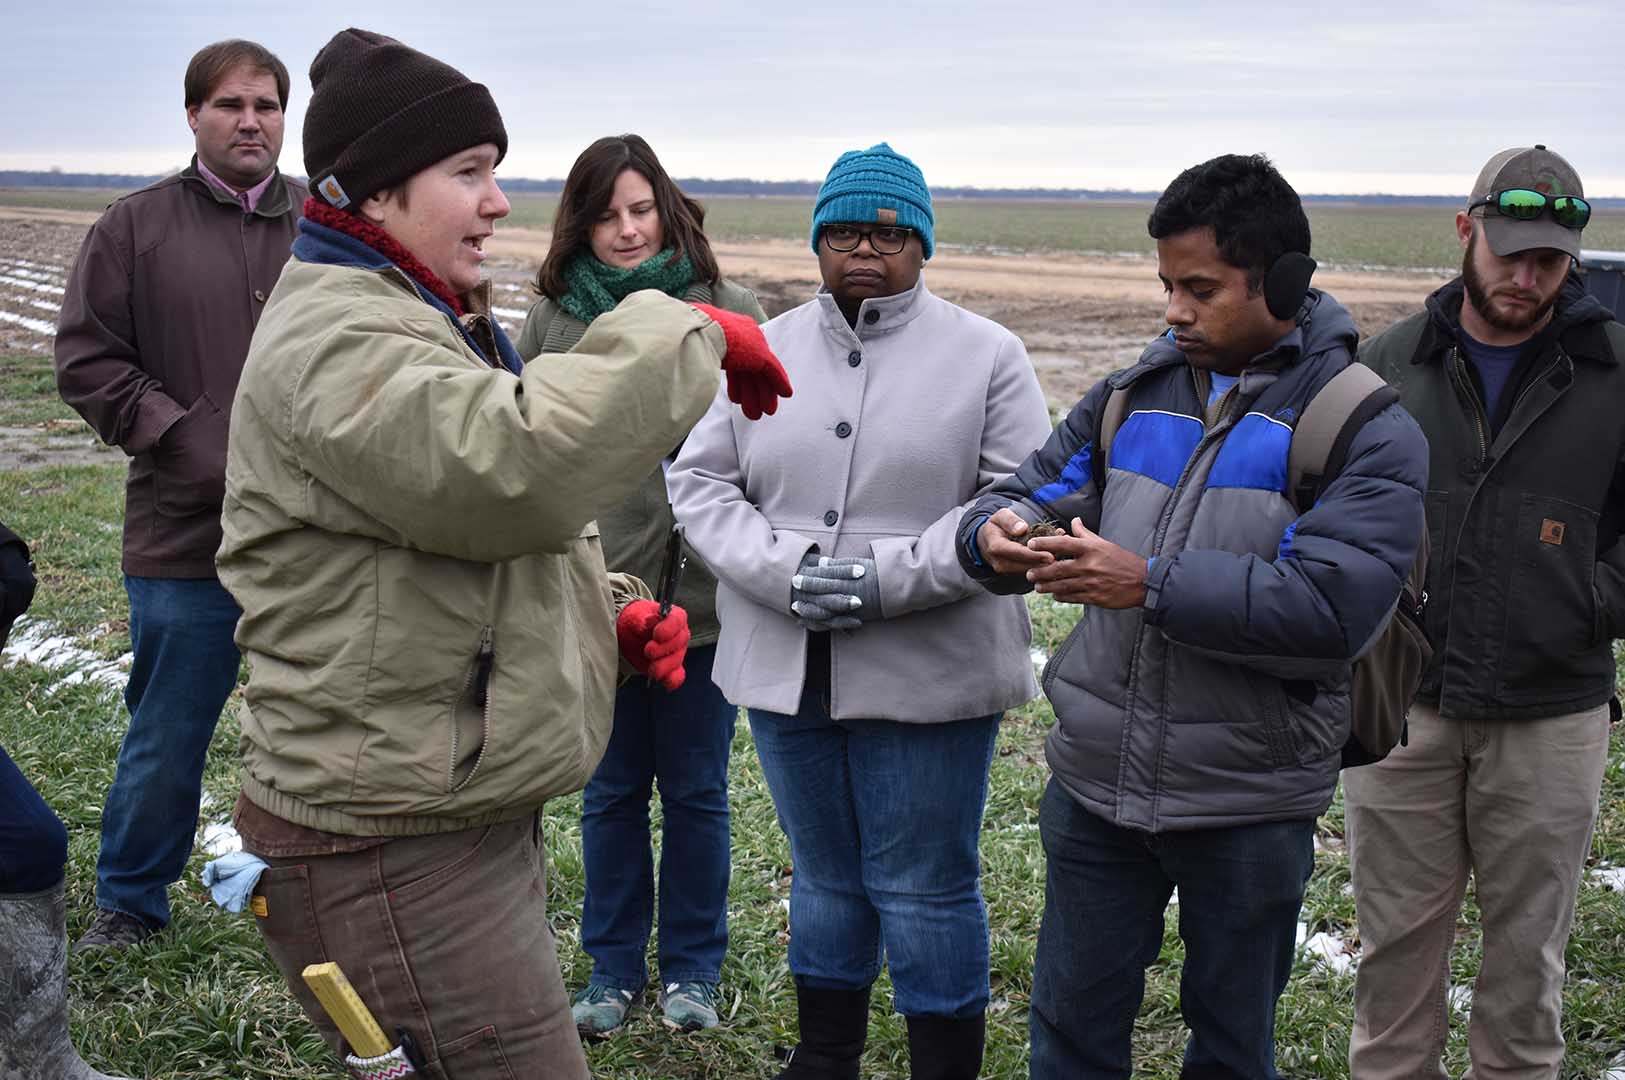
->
<box><xmin>302</xmin><ymin>197</ymin><xmax>465</xmax><ymax>316</ymax></box>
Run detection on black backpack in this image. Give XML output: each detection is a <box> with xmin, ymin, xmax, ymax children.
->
<box><xmin>1091</xmin><ymin>363</ymin><xmax>1431</xmax><ymax>768</ymax></box>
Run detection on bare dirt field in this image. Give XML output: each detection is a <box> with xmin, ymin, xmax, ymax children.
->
<box><xmin>1</xmin><ymin>207</ymin><xmax>1446</xmax><ymax>470</ymax></box>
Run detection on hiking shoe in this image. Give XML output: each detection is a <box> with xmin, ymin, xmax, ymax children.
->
<box><xmin>72</xmin><ymin>908</ymin><xmax>154</xmax><ymax>953</ymax></box>
<box><xmin>661</xmin><ymin>980</ymin><xmax>722</xmax><ymax>1032</ymax></box>
<box><xmin>572</xmin><ymin>983</ymin><xmax>636</xmax><ymax>1038</ymax></box>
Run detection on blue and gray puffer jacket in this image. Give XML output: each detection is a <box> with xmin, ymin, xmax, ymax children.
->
<box><xmin>958</xmin><ymin>291</ymin><xmax>1428</xmax><ymax>832</ymax></box>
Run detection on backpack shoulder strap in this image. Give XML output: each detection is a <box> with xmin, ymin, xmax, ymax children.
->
<box><xmin>1091</xmin><ymin>383</ymin><xmax>1133</xmax><ymax>499</ymax></box>
<box><xmin>1288</xmin><ymin>362</ymin><xmax>1399</xmax><ymax>513</ymax></box>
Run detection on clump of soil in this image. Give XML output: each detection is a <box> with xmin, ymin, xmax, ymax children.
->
<box><xmin>1027</xmin><ymin>521</ymin><xmax>1067</xmax><ymax>538</ymax></box>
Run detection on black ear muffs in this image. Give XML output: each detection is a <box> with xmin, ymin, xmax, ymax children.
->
<box><xmin>1263</xmin><ymin>252</ymin><xmax>1317</xmax><ymax>321</ymax></box>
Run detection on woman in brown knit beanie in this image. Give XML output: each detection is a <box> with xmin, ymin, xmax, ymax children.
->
<box><xmin>216</xmin><ymin>29</ymin><xmax>789</xmax><ymax>1080</ymax></box>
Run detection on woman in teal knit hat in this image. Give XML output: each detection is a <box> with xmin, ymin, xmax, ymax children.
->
<box><xmin>517</xmin><ymin>134</ymin><xmax>765</xmax><ymax>1039</ymax></box>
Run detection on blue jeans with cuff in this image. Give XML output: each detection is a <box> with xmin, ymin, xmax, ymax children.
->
<box><xmin>580</xmin><ymin>643</ymin><xmax>735</xmax><ymax>990</ymax></box>
<box><xmin>94</xmin><ymin>575</ymin><xmax>241</xmax><ymax>929</ymax></box>
<box><xmin>748</xmin><ymin>673</ymin><xmax>999</xmax><ymax>1019</ymax></box>
<box><xmin>1029</xmin><ymin>776</ymin><xmax>1315</xmax><ymax>1080</ymax></box>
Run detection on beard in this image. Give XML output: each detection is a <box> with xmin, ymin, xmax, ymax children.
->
<box><xmin>1461</xmin><ymin>229</ymin><xmax>1560</xmax><ymax>334</ymax></box>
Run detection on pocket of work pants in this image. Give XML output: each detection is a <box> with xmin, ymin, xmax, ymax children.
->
<box><xmin>251</xmin><ymin>864</ymin><xmax>336</xmax><ymax>1042</ymax></box>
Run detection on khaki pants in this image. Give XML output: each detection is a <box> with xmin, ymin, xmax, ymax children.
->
<box><xmin>250</xmin><ymin>816</ymin><xmax>588</xmax><ymax>1080</ymax></box>
<box><xmin>1343</xmin><ymin>702</ymin><xmax>1610</xmax><ymax>1080</ymax></box>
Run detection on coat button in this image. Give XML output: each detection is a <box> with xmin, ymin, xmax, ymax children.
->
<box><xmin>847</xmin><ymin>351</ymin><xmax>862</xmax><ymax>367</ymax></box>
<box><xmin>824</xmin><ymin>510</ymin><xmax>839</xmax><ymax>526</ymax></box>
<box><xmin>254</xmin><ymin>289</ymin><xmax>267</xmax><ymax>302</ymax></box>
<box><xmin>863</xmin><ymin>310</ymin><xmax>879</xmax><ymax>325</ymax></box>
<box><xmin>835</xmin><ymin>422</ymin><xmax>852</xmax><ymax>438</ymax></box>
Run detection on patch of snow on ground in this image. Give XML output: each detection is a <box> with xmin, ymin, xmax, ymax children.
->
<box><xmin>2</xmin><ymin>616</ymin><xmax>131</xmax><ymax>695</ymax></box>
<box><xmin>200</xmin><ymin>822</ymin><xmax>242</xmax><ymax>856</ymax></box>
<box><xmin>0</xmin><ymin>274</ymin><xmax>64</xmax><ymax>294</ymax></box>
<box><xmin>1590</xmin><ymin>863</ymin><xmax>1625</xmax><ymax>892</ymax></box>
<box><xmin>1603</xmin><ymin>1052</ymin><xmax>1625</xmax><ymax>1080</ymax></box>
<box><xmin>491</xmin><ymin>305</ymin><xmax>528</xmax><ymax>320</ymax></box>
<box><xmin>0</xmin><ymin>309</ymin><xmax>56</xmax><ymax>335</ymax></box>
<box><xmin>1448</xmin><ymin>984</ymin><xmax>1472</xmax><ymax>1013</ymax></box>
<box><xmin>1301</xmin><ymin>930</ymin><xmax>1358</xmax><ymax>975</ymax></box>
<box><xmin>1030</xmin><ymin>648</ymin><xmax>1047</xmax><ymax>670</ymax></box>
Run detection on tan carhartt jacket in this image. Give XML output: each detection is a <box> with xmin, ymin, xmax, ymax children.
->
<box><xmin>218</xmin><ymin>258</ymin><xmax>724</xmax><ymax>836</ymax></box>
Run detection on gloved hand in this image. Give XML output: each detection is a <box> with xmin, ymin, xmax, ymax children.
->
<box><xmin>791</xmin><ymin>553</ymin><xmax>880</xmax><ymax>632</ymax></box>
<box><xmin>200</xmin><ymin>851</ymin><xmax>269</xmax><ymax>914</ymax></box>
<box><xmin>692</xmin><ymin>302</ymin><xmax>793</xmax><ymax>421</ymax></box>
<box><xmin>0</xmin><ymin>532</ymin><xmax>37</xmax><ymax>652</ymax></box>
<box><xmin>616</xmin><ymin>599</ymin><xmax>690</xmax><ymax>691</ymax></box>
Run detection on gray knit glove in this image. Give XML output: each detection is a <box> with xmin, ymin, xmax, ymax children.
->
<box><xmin>791</xmin><ymin>553</ymin><xmax>880</xmax><ymax>632</ymax></box>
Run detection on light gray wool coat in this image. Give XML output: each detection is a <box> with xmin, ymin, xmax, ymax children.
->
<box><xmin>668</xmin><ymin>278</ymin><xmax>1052</xmax><ymax>720</ymax></box>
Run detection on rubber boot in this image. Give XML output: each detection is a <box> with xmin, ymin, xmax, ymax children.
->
<box><xmin>906</xmin><ymin>1012</ymin><xmax>986</xmax><ymax>1080</ymax></box>
<box><xmin>774</xmin><ymin>980</ymin><xmax>871</xmax><ymax>1079</ymax></box>
<box><xmin>0</xmin><ymin>883</ymin><xmax>132</xmax><ymax>1080</ymax></box>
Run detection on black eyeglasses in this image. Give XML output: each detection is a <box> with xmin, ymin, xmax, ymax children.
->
<box><xmin>1469</xmin><ymin>188</ymin><xmax>1591</xmax><ymax>230</ymax></box>
<box><xmin>821</xmin><ymin>224</ymin><xmax>915</xmax><ymax>255</ymax></box>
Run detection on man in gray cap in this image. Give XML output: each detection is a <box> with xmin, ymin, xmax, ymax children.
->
<box><xmin>1346</xmin><ymin>146</ymin><xmax>1625</xmax><ymax>1078</ymax></box>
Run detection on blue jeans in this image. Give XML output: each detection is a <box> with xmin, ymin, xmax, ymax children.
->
<box><xmin>1029</xmin><ymin>777</ymin><xmax>1316</xmax><ymax>1080</ymax></box>
<box><xmin>580</xmin><ymin>644</ymin><xmax>735</xmax><ymax>989</ymax></box>
<box><xmin>748</xmin><ymin>683</ymin><xmax>999</xmax><ymax>1019</ymax></box>
<box><xmin>0</xmin><ymin>744</ymin><xmax>68</xmax><ymax>893</ymax></box>
<box><xmin>94</xmin><ymin>575</ymin><xmax>241</xmax><ymax>928</ymax></box>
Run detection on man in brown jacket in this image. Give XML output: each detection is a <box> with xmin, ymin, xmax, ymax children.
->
<box><xmin>53</xmin><ymin>39</ymin><xmax>304</xmax><ymax>950</ymax></box>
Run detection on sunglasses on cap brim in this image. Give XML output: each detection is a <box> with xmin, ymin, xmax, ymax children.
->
<box><xmin>1469</xmin><ymin>188</ymin><xmax>1591</xmax><ymax>230</ymax></box>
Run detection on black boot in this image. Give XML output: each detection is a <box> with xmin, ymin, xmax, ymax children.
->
<box><xmin>774</xmin><ymin>981</ymin><xmax>871</xmax><ymax>1079</ymax></box>
<box><xmin>905</xmin><ymin>1012</ymin><xmax>986</xmax><ymax>1080</ymax></box>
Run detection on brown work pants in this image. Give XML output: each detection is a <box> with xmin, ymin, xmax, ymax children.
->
<box><xmin>250</xmin><ymin>815</ymin><xmax>588</xmax><ymax>1079</ymax></box>
<box><xmin>1343</xmin><ymin>702</ymin><xmax>1610</xmax><ymax>1079</ymax></box>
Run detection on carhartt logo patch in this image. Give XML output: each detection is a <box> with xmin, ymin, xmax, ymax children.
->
<box><xmin>317</xmin><ymin>174</ymin><xmax>351</xmax><ymax>209</ymax></box>
<box><xmin>1540</xmin><ymin>518</ymin><xmax>1566</xmax><ymax>545</ymax></box>
<box><xmin>875</xmin><ymin>207</ymin><xmax>897</xmax><ymax>225</ymax></box>
<box><xmin>251</xmin><ymin>894</ymin><xmax>268</xmax><ymax>917</ymax></box>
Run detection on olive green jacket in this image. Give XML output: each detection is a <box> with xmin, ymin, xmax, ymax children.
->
<box><xmin>516</xmin><ymin>278</ymin><xmax>766</xmax><ymax>646</ymax></box>
<box><xmin>218</xmin><ymin>260</ymin><xmax>724</xmax><ymax>836</ymax></box>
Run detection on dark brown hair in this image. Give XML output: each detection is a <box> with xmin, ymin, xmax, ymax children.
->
<box><xmin>184</xmin><ymin>40</ymin><xmax>290</xmax><ymax>111</ymax></box>
<box><xmin>534</xmin><ymin>134</ymin><xmax>719</xmax><ymax>299</ymax></box>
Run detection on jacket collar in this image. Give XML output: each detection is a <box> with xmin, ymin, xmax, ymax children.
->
<box><xmin>815</xmin><ymin>276</ymin><xmax>932</xmax><ymax>342</ymax></box>
<box><xmin>291</xmin><ymin>216</ymin><xmax>524</xmax><ymax>374</ymax></box>
<box><xmin>1116</xmin><ymin>288</ymin><xmax>1359</xmax><ymax>391</ymax></box>
<box><xmin>179</xmin><ymin>156</ymin><xmax>295</xmax><ymax>218</ymax></box>
<box><xmin>1418</xmin><ymin>275</ymin><xmax>1616</xmax><ymax>367</ymax></box>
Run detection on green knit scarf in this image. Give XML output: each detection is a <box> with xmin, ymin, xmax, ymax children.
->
<box><xmin>558</xmin><ymin>248</ymin><xmax>696</xmax><ymax>324</ymax></box>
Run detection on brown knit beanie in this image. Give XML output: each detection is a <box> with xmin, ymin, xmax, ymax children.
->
<box><xmin>304</xmin><ymin>28</ymin><xmax>508</xmax><ymax>210</ymax></box>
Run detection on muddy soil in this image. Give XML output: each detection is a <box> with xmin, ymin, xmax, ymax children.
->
<box><xmin>1</xmin><ymin>208</ymin><xmax>1446</xmax><ymax>471</ymax></box>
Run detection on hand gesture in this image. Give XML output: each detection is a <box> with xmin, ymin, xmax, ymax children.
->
<box><xmin>692</xmin><ymin>303</ymin><xmax>793</xmax><ymax>420</ymax></box>
<box><xmin>1024</xmin><ymin>518</ymin><xmax>1149</xmax><ymax>609</ymax></box>
<box><xmin>615</xmin><ymin>600</ymin><xmax>691</xmax><ymax>691</ymax></box>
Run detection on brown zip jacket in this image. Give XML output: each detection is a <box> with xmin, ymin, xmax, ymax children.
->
<box><xmin>54</xmin><ymin>160</ymin><xmax>305</xmax><ymax>577</ymax></box>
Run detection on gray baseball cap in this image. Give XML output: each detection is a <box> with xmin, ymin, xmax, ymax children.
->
<box><xmin>1468</xmin><ymin>145</ymin><xmax>1586</xmax><ymax>259</ymax></box>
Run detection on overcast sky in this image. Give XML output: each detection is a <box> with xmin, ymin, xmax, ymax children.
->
<box><xmin>3</xmin><ymin>0</ymin><xmax>1622</xmax><ymax>196</ymax></box>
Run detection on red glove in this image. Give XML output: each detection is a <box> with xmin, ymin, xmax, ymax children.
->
<box><xmin>615</xmin><ymin>600</ymin><xmax>690</xmax><ymax>692</ymax></box>
<box><xmin>692</xmin><ymin>303</ymin><xmax>793</xmax><ymax>420</ymax></box>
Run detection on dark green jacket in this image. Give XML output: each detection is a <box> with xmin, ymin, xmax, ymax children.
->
<box><xmin>517</xmin><ymin>279</ymin><xmax>766</xmax><ymax>646</ymax></box>
<box><xmin>1360</xmin><ymin>277</ymin><xmax>1625</xmax><ymax>721</ymax></box>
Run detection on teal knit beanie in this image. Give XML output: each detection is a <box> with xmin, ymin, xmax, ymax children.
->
<box><xmin>810</xmin><ymin>142</ymin><xmax>934</xmax><ymax>259</ymax></box>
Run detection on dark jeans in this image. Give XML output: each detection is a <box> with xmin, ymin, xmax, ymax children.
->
<box><xmin>94</xmin><ymin>575</ymin><xmax>240</xmax><ymax>928</ymax></box>
<box><xmin>748</xmin><ymin>674</ymin><xmax>999</xmax><ymax>1019</ymax></box>
<box><xmin>0</xmin><ymin>744</ymin><xmax>67</xmax><ymax>893</ymax></box>
<box><xmin>1030</xmin><ymin>777</ymin><xmax>1315</xmax><ymax>1080</ymax></box>
<box><xmin>580</xmin><ymin>643</ymin><xmax>735</xmax><ymax>990</ymax></box>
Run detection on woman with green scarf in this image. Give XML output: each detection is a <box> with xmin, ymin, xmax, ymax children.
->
<box><xmin>517</xmin><ymin>134</ymin><xmax>764</xmax><ymax>1041</ymax></box>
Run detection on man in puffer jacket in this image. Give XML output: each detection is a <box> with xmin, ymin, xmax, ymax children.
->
<box><xmin>958</xmin><ymin>154</ymin><xmax>1427</xmax><ymax>1079</ymax></box>
<box><xmin>215</xmin><ymin>29</ymin><xmax>789</xmax><ymax>1080</ymax></box>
